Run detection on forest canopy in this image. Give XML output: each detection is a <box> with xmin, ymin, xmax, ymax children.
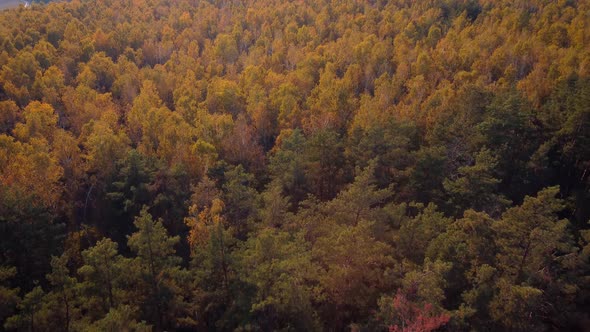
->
<box><xmin>0</xmin><ymin>0</ymin><xmax>590</xmax><ymax>331</ymax></box>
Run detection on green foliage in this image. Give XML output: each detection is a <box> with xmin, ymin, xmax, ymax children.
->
<box><xmin>443</xmin><ymin>149</ymin><xmax>511</xmax><ymax>217</ymax></box>
<box><xmin>104</xmin><ymin>150</ymin><xmax>158</xmax><ymax>241</ymax></box>
<box><xmin>489</xmin><ymin>279</ymin><xmax>544</xmax><ymax>331</ymax></box>
<box><xmin>493</xmin><ymin>186</ymin><xmax>572</xmax><ymax>281</ymax></box>
<box><xmin>397</xmin><ymin>203</ymin><xmax>451</xmax><ymax>265</ymax></box>
<box><xmin>4</xmin><ymin>286</ymin><xmax>45</xmax><ymax>331</ymax></box>
<box><xmin>238</xmin><ymin>229</ymin><xmax>320</xmax><ymax>331</ymax></box>
<box><xmin>425</xmin><ymin>210</ymin><xmax>497</xmax><ymax>310</ymax></box>
<box><xmin>312</xmin><ymin>220</ymin><xmax>394</xmax><ymax>329</ymax></box>
<box><xmin>221</xmin><ymin>164</ymin><xmax>259</xmax><ymax>237</ymax></box>
<box><xmin>0</xmin><ymin>101</ymin><xmax>19</xmax><ymax>133</ymax></box>
<box><xmin>259</xmin><ymin>180</ymin><xmax>292</xmax><ymax>228</ymax></box>
<box><xmin>186</xmin><ymin>197</ymin><xmax>244</xmax><ymax>330</ymax></box>
<box><xmin>78</xmin><ymin>238</ymin><xmax>130</xmax><ymax>319</ymax></box>
<box><xmin>85</xmin><ymin>305</ymin><xmax>151</xmax><ymax>332</ymax></box>
<box><xmin>0</xmin><ymin>266</ymin><xmax>19</xmax><ymax>326</ymax></box>
<box><xmin>408</xmin><ymin>146</ymin><xmax>447</xmax><ymax>204</ymax></box>
<box><xmin>475</xmin><ymin>89</ymin><xmax>541</xmax><ymax>200</ymax></box>
<box><xmin>44</xmin><ymin>254</ymin><xmax>80</xmax><ymax>331</ymax></box>
<box><xmin>304</xmin><ymin>129</ymin><xmax>345</xmax><ymax>200</ymax></box>
<box><xmin>127</xmin><ymin>207</ymin><xmax>187</xmax><ymax>330</ymax></box>
<box><xmin>0</xmin><ymin>191</ymin><xmax>64</xmax><ymax>291</ymax></box>
<box><xmin>107</xmin><ymin>151</ymin><xmax>157</xmax><ymax>215</ymax></box>
<box><xmin>269</xmin><ymin>129</ymin><xmax>308</xmax><ymax>204</ymax></box>
<box><xmin>346</xmin><ymin>118</ymin><xmax>417</xmax><ymax>189</ymax></box>
<box><xmin>326</xmin><ymin>159</ymin><xmax>393</xmax><ymax>226</ymax></box>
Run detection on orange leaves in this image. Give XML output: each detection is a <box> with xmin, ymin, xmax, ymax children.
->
<box><xmin>13</xmin><ymin>101</ymin><xmax>58</xmax><ymax>143</ymax></box>
<box><xmin>0</xmin><ymin>135</ymin><xmax>63</xmax><ymax>210</ymax></box>
<box><xmin>81</xmin><ymin>115</ymin><xmax>130</xmax><ymax>179</ymax></box>
<box><xmin>62</xmin><ymin>85</ymin><xmax>118</xmax><ymax>135</ymax></box>
<box><xmin>387</xmin><ymin>292</ymin><xmax>450</xmax><ymax>332</ymax></box>
<box><xmin>185</xmin><ymin>198</ymin><xmax>225</xmax><ymax>254</ymax></box>
<box><xmin>127</xmin><ymin>80</ymin><xmax>208</xmax><ymax>175</ymax></box>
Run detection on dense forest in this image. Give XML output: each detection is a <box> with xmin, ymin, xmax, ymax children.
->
<box><xmin>0</xmin><ymin>0</ymin><xmax>589</xmax><ymax>330</ymax></box>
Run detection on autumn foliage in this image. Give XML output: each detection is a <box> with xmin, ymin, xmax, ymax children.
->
<box><xmin>387</xmin><ymin>292</ymin><xmax>450</xmax><ymax>332</ymax></box>
<box><xmin>0</xmin><ymin>0</ymin><xmax>590</xmax><ymax>331</ymax></box>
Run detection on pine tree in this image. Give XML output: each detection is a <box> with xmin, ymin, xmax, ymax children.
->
<box><xmin>127</xmin><ymin>207</ymin><xmax>187</xmax><ymax>331</ymax></box>
<box><xmin>45</xmin><ymin>254</ymin><xmax>79</xmax><ymax>331</ymax></box>
<box><xmin>0</xmin><ymin>266</ymin><xmax>19</xmax><ymax>328</ymax></box>
<box><xmin>443</xmin><ymin>149</ymin><xmax>511</xmax><ymax>217</ymax></box>
<box><xmin>78</xmin><ymin>238</ymin><xmax>130</xmax><ymax>319</ymax></box>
